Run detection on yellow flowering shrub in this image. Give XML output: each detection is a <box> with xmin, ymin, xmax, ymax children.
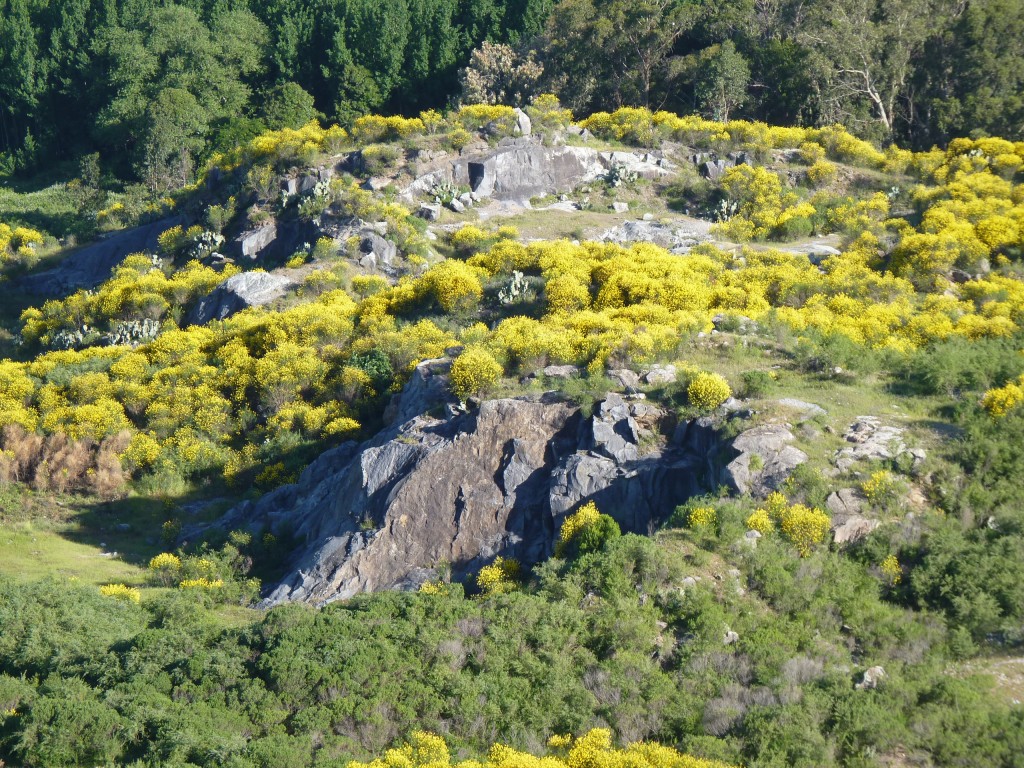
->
<box><xmin>178</xmin><ymin>577</ymin><xmax>225</xmax><ymax>590</ymax></box>
<box><xmin>861</xmin><ymin>470</ymin><xmax>902</xmax><ymax>507</ymax></box>
<box><xmin>347</xmin><ymin>729</ymin><xmax>736</xmax><ymax>768</ymax></box>
<box><xmin>982</xmin><ymin>376</ymin><xmax>1024</xmax><ymax>417</ymax></box>
<box><xmin>476</xmin><ymin>556</ymin><xmax>521</xmax><ymax>596</ymax></box>
<box><xmin>0</xmin><ymin>222</ymin><xmax>46</xmax><ymax>263</ymax></box>
<box><xmin>99</xmin><ymin>584</ymin><xmax>141</xmax><ymax>603</ymax></box>
<box><xmin>450</xmin><ymin>347</ymin><xmax>503</xmax><ymax>399</ymax></box>
<box><xmin>556</xmin><ymin>501</ymin><xmax>601</xmax><ymax>556</ymax></box>
<box><xmin>806</xmin><ymin>160</ymin><xmax>837</xmax><ymax>187</ymax></box>
<box><xmin>880</xmin><ymin>554</ymin><xmax>902</xmax><ymax>584</ymax></box>
<box><xmin>351</xmin><ymin>114</ymin><xmax>426</xmax><ymax>143</ymax></box>
<box><xmin>746</xmin><ymin>508</ymin><xmax>774</xmax><ymax>534</ymax></box>
<box><xmin>456</xmin><ymin>104</ymin><xmax>516</xmax><ymax>131</ymax></box>
<box><xmin>687</xmin><ymin>372</ymin><xmax>732</xmax><ymax>410</ymax></box>
<box><xmin>687</xmin><ymin>506</ymin><xmax>717</xmax><ymax>529</ymax></box>
<box><xmin>420</xmin><ymin>260</ymin><xmax>484</xmax><ymax>313</ymax></box>
<box><xmin>149</xmin><ymin>552</ymin><xmax>182</xmax><ymax>570</ymax></box>
<box><xmin>779</xmin><ymin>504</ymin><xmax>831</xmax><ymax>556</ymax></box>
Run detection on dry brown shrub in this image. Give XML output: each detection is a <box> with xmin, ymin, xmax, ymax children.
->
<box><xmin>0</xmin><ymin>426</ymin><xmax>128</xmax><ymax>497</ymax></box>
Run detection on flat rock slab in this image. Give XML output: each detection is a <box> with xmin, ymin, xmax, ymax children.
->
<box><xmin>835</xmin><ymin>416</ymin><xmax>907</xmax><ymax>471</ymax></box>
<box><xmin>19</xmin><ymin>216</ymin><xmax>185</xmax><ymax>297</ymax></box>
<box><xmin>187</xmin><ymin>271</ymin><xmax>296</xmax><ymax>325</ymax></box>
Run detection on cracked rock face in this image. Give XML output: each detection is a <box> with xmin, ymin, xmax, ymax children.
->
<box><xmin>202</xmin><ymin>390</ymin><xmax>720</xmax><ymax>606</ymax></box>
<box><xmin>721</xmin><ymin>424</ymin><xmax>808</xmax><ymax>497</ymax></box>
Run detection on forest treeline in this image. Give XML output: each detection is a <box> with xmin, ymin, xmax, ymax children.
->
<box><xmin>1</xmin><ymin>0</ymin><xmax>1022</xmax><ymax>186</ymax></box>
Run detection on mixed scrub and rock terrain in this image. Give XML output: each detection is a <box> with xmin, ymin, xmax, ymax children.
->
<box><xmin>1</xmin><ymin>101</ymin><xmax>1024</xmax><ymax>768</ymax></box>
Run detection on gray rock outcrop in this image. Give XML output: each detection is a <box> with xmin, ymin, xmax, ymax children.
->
<box><xmin>835</xmin><ymin>417</ymin><xmax>908</xmax><ymax>471</ymax></box>
<box><xmin>357</xmin><ymin>231</ymin><xmax>397</xmax><ymax>270</ymax></box>
<box><xmin>19</xmin><ymin>216</ymin><xmax>185</xmax><ymax>297</ymax></box>
<box><xmin>238</xmin><ymin>223</ymin><xmax>278</xmax><ymax>259</ymax></box>
<box><xmin>186</xmin><ymin>272</ymin><xmax>296</xmax><ymax>325</ymax></box>
<box><xmin>599</xmin><ymin>219</ymin><xmax>712</xmax><ymax>252</ymax></box>
<box><xmin>722</xmin><ymin>424</ymin><xmax>808</xmax><ymax>497</ymax></box>
<box><xmin>203</xmin><ymin>389</ymin><xmax>722</xmax><ymax>606</ymax></box>
<box><xmin>403</xmin><ymin>142</ymin><xmax>674</xmax><ymax>203</ymax></box>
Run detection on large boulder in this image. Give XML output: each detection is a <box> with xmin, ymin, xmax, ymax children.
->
<box><xmin>237</xmin><ymin>223</ymin><xmax>278</xmax><ymax>259</ymax></box>
<box><xmin>19</xmin><ymin>216</ymin><xmax>185</xmax><ymax>297</ymax></box>
<box><xmin>186</xmin><ymin>271</ymin><xmax>296</xmax><ymax>325</ymax></box>
<box><xmin>722</xmin><ymin>424</ymin><xmax>808</xmax><ymax>497</ymax></box>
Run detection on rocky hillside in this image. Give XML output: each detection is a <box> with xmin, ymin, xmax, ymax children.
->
<box><xmin>2</xmin><ymin>104</ymin><xmax>1024</xmax><ymax>768</ymax></box>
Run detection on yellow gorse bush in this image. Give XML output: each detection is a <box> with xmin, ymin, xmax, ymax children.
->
<box><xmin>881</xmin><ymin>554</ymin><xmax>902</xmax><ymax>585</ymax></box>
<box><xmin>745</xmin><ymin>507</ymin><xmax>774</xmax><ymax>535</ymax></box>
<box><xmin>148</xmin><ymin>552</ymin><xmax>182</xmax><ymax>571</ymax></box>
<box><xmin>687</xmin><ymin>506</ymin><xmax>717</xmax><ymax>529</ymax></box>
<box><xmin>779</xmin><ymin>504</ymin><xmax>831</xmax><ymax>556</ymax></box>
<box><xmin>982</xmin><ymin>375</ymin><xmax>1024</xmax><ymax>417</ymax></box>
<box><xmin>556</xmin><ymin>501</ymin><xmax>601</xmax><ymax>556</ymax></box>
<box><xmin>476</xmin><ymin>556</ymin><xmax>521</xmax><ymax>596</ymax></box>
<box><xmin>179</xmin><ymin>577</ymin><xmax>224</xmax><ymax>590</ymax></box>
<box><xmin>861</xmin><ymin>470</ymin><xmax>901</xmax><ymax>506</ymax></box>
<box><xmin>450</xmin><ymin>346</ymin><xmax>503</xmax><ymax>399</ymax></box>
<box><xmin>345</xmin><ymin>728</ymin><xmax>736</xmax><ymax>768</ymax></box>
<box><xmin>0</xmin><ymin>222</ymin><xmax>45</xmax><ymax>262</ymax></box>
<box><xmin>687</xmin><ymin>373</ymin><xmax>732</xmax><ymax>410</ymax></box>
<box><xmin>99</xmin><ymin>584</ymin><xmax>141</xmax><ymax>603</ymax></box>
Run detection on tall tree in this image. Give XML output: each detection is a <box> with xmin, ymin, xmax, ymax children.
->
<box><xmin>543</xmin><ymin>0</ymin><xmax>702</xmax><ymax>112</ymax></box>
<box><xmin>0</xmin><ymin>0</ymin><xmax>40</xmax><ymax>153</ymax></box>
<box><xmin>800</xmin><ymin>0</ymin><xmax>941</xmax><ymax>137</ymax></box>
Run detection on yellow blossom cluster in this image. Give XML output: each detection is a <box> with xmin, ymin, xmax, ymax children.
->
<box><xmin>345</xmin><ymin>728</ymin><xmax>736</xmax><ymax>768</ymax></box>
<box><xmin>99</xmin><ymin>584</ymin><xmax>141</xmax><ymax>603</ymax></box>
<box><xmin>476</xmin><ymin>556</ymin><xmax>521</xmax><ymax>596</ymax></box>
<box><xmin>178</xmin><ymin>577</ymin><xmax>224</xmax><ymax>590</ymax></box>
<box><xmin>687</xmin><ymin>372</ymin><xmax>732</xmax><ymax>410</ymax></box>
<box><xmin>746</xmin><ymin>492</ymin><xmax>830</xmax><ymax>556</ymax></box>
<box><xmin>982</xmin><ymin>375</ymin><xmax>1024</xmax><ymax>417</ymax></box>
<box><xmin>556</xmin><ymin>501</ymin><xmax>601</xmax><ymax>556</ymax></box>
<box><xmin>880</xmin><ymin>554</ymin><xmax>902</xmax><ymax>585</ymax></box>
<box><xmin>687</xmin><ymin>506</ymin><xmax>717</xmax><ymax>529</ymax></box>
<box><xmin>0</xmin><ymin>222</ymin><xmax>45</xmax><ymax>263</ymax></box>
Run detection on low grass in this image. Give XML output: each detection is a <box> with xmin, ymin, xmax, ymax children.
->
<box><xmin>0</xmin><ymin>484</ymin><xmax>260</xmax><ymax>624</ymax></box>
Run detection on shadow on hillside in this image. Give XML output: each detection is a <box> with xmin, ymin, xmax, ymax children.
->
<box><xmin>58</xmin><ymin>439</ymin><xmax>331</xmax><ymax>572</ymax></box>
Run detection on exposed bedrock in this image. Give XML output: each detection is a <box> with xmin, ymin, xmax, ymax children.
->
<box><xmin>203</xmin><ymin>380</ymin><xmax>724</xmax><ymax>606</ymax></box>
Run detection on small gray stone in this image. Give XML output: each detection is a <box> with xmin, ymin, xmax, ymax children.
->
<box><xmin>417</xmin><ymin>203</ymin><xmax>442</xmax><ymax>221</ymax></box>
<box><xmin>642</xmin><ymin>364</ymin><xmax>677</xmax><ymax>386</ymax></box>
<box><xmin>608</xmin><ymin>368</ymin><xmax>641</xmax><ymax>391</ymax></box>
<box><xmin>856</xmin><ymin>666</ymin><xmax>886</xmax><ymax>690</ymax></box>
<box><xmin>541</xmin><ymin>365</ymin><xmax>579</xmax><ymax>379</ymax></box>
<box><xmin>612</xmin><ymin>201</ymin><xmax>629</xmax><ymax>213</ymax></box>
<box><xmin>512</xmin><ymin>107</ymin><xmax>532</xmax><ymax>137</ymax></box>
